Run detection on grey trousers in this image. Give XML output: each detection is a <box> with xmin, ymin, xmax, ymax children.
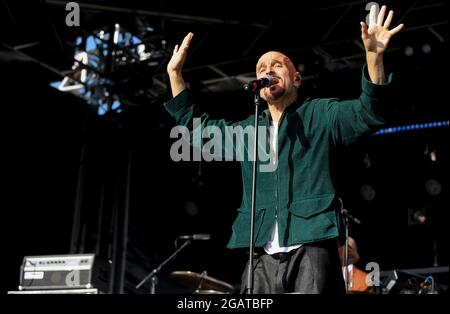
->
<box><xmin>240</xmin><ymin>238</ymin><xmax>346</xmax><ymax>294</ymax></box>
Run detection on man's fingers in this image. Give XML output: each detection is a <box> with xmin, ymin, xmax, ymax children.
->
<box><xmin>389</xmin><ymin>23</ymin><xmax>404</xmax><ymax>36</ymax></box>
<box><xmin>180</xmin><ymin>37</ymin><xmax>188</xmax><ymax>50</ymax></box>
<box><xmin>369</xmin><ymin>4</ymin><xmax>376</xmax><ymax>27</ymax></box>
<box><xmin>377</xmin><ymin>5</ymin><xmax>386</xmax><ymax>26</ymax></box>
<box><xmin>173</xmin><ymin>44</ymin><xmax>179</xmax><ymax>54</ymax></box>
<box><xmin>383</xmin><ymin>10</ymin><xmax>394</xmax><ymax>29</ymax></box>
<box><xmin>360</xmin><ymin>21</ymin><xmax>369</xmax><ymax>39</ymax></box>
<box><xmin>180</xmin><ymin>32</ymin><xmax>194</xmax><ymax>50</ymax></box>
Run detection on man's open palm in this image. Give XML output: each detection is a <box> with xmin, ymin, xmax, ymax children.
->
<box><xmin>361</xmin><ymin>5</ymin><xmax>404</xmax><ymax>55</ymax></box>
<box><xmin>167</xmin><ymin>32</ymin><xmax>194</xmax><ymax>74</ymax></box>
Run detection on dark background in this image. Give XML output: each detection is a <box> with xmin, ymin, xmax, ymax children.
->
<box><xmin>1</xmin><ymin>0</ymin><xmax>448</xmax><ymax>294</ymax></box>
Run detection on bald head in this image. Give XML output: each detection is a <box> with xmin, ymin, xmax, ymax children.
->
<box><xmin>256</xmin><ymin>51</ymin><xmax>297</xmax><ymax>75</ymax></box>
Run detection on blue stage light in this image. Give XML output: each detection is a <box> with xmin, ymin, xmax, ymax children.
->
<box><xmin>374</xmin><ymin>120</ymin><xmax>449</xmax><ymax>135</ymax></box>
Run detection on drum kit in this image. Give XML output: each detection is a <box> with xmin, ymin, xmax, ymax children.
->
<box><xmin>169</xmin><ymin>271</ymin><xmax>235</xmax><ymax>294</ymax></box>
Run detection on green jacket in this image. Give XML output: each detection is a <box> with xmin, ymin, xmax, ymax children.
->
<box><xmin>164</xmin><ymin>65</ymin><xmax>393</xmax><ymax>249</ymax></box>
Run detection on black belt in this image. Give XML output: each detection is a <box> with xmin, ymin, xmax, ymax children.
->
<box><xmin>270</xmin><ymin>248</ymin><xmax>299</xmax><ymax>261</ymax></box>
<box><xmin>250</xmin><ymin>247</ymin><xmax>299</xmax><ymax>261</ymax></box>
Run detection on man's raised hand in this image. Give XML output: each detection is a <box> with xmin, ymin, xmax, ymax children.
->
<box><xmin>361</xmin><ymin>5</ymin><xmax>404</xmax><ymax>55</ymax></box>
<box><xmin>167</xmin><ymin>32</ymin><xmax>194</xmax><ymax>75</ymax></box>
<box><xmin>167</xmin><ymin>32</ymin><xmax>194</xmax><ymax>97</ymax></box>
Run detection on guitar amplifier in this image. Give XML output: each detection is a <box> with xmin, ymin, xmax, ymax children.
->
<box><xmin>19</xmin><ymin>254</ymin><xmax>108</xmax><ymax>291</ymax></box>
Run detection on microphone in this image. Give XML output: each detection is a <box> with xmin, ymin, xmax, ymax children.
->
<box><xmin>342</xmin><ymin>208</ymin><xmax>362</xmax><ymax>224</ymax></box>
<box><xmin>243</xmin><ymin>74</ymin><xmax>274</xmax><ymax>92</ymax></box>
<box><xmin>178</xmin><ymin>234</ymin><xmax>211</xmax><ymax>240</ymax></box>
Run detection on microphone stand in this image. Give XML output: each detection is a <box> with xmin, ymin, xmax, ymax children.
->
<box><xmin>343</xmin><ymin>211</ymin><xmax>350</xmax><ymax>293</ymax></box>
<box><xmin>341</xmin><ymin>205</ymin><xmax>361</xmax><ymax>294</ymax></box>
<box><xmin>246</xmin><ymin>92</ymin><xmax>262</xmax><ymax>295</ymax></box>
<box><xmin>135</xmin><ymin>239</ymin><xmax>192</xmax><ymax>293</ymax></box>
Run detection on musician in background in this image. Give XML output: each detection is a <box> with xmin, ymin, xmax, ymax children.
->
<box><xmin>339</xmin><ymin>236</ymin><xmax>373</xmax><ymax>293</ymax></box>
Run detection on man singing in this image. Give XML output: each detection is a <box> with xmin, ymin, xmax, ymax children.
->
<box><xmin>164</xmin><ymin>5</ymin><xmax>403</xmax><ymax>294</ymax></box>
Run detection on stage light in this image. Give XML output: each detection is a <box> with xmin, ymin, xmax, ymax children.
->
<box><xmin>404</xmin><ymin>46</ymin><xmax>414</xmax><ymax>56</ymax></box>
<box><xmin>425</xmin><ymin>178</ymin><xmax>442</xmax><ymax>196</ymax></box>
<box><xmin>184</xmin><ymin>201</ymin><xmax>199</xmax><ymax>217</ymax></box>
<box><xmin>430</xmin><ymin>151</ymin><xmax>437</xmax><ymax>162</ymax></box>
<box><xmin>422</xmin><ymin>44</ymin><xmax>431</xmax><ymax>54</ymax></box>
<box><xmin>297</xmin><ymin>63</ymin><xmax>306</xmax><ymax>72</ymax></box>
<box><xmin>360</xmin><ymin>183</ymin><xmax>376</xmax><ymax>201</ymax></box>
<box><xmin>373</xmin><ymin>120</ymin><xmax>449</xmax><ymax>136</ymax></box>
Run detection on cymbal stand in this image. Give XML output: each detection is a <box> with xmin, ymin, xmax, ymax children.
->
<box><xmin>135</xmin><ymin>239</ymin><xmax>192</xmax><ymax>293</ymax></box>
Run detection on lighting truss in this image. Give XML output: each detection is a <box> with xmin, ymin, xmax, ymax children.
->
<box><xmin>51</xmin><ymin>24</ymin><xmax>168</xmax><ymax>115</ymax></box>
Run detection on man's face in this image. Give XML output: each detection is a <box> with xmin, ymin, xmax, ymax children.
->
<box><xmin>256</xmin><ymin>51</ymin><xmax>300</xmax><ymax>103</ymax></box>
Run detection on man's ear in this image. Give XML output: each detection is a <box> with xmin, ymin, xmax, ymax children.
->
<box><xmin>294</xmin><ymin>72</ymin><xmax>302</xmax><ymax>88</ymax></box>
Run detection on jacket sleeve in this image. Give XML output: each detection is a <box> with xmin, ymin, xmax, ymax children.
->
<box><xmin>164</xmin><ymin>88</ymin><xmax>253</xmax><ymax>161</ymax></box>
<box><xmin>326</xmin><ymin>64</ymin><xmax>393</xmax><ymax>146</ymax></box>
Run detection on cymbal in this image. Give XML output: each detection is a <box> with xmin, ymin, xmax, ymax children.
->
<box><xmin>194</xmin><ymin>290</ymin><xmax>226</xmax><ymax>294</ymax></box>
<box><xmin>169</xmin><ymin>271</ymin><xmax>235</xmax><ymax>294</ymax></box>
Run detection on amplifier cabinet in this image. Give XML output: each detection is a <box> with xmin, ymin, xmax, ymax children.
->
<box><xmin>19</xmin><ymin>254</ymin><xmax>97</xmax><ymax>290</ymax></box>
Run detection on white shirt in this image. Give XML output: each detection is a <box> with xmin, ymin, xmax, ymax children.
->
<box><xmin>263</xmin><ymin>121</ymin><xmax>302</xmax><ymax>254</ymax></box>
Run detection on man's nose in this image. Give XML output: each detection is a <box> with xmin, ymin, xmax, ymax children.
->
<box><xmin>266</xmin><ymin>68</ymin><xmax>275</xmax><ymax>75</ymax></box>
